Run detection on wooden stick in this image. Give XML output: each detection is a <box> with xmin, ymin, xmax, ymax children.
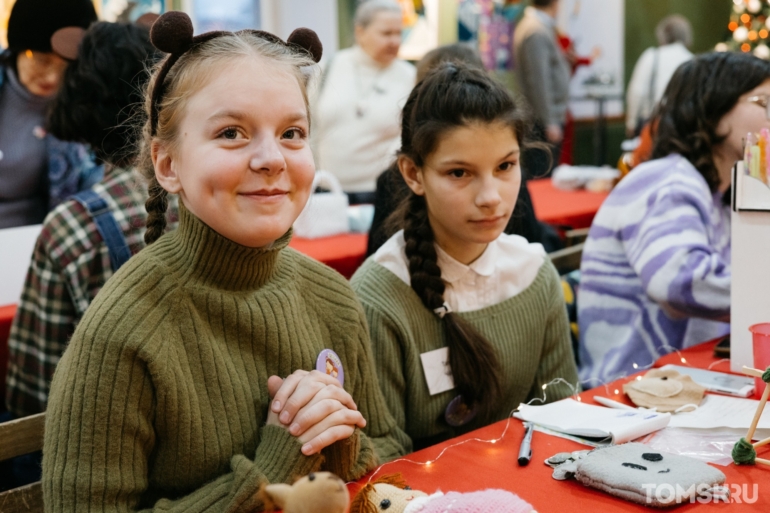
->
<box><xmin>753</xmin><ymin>436</ymin><xmax>770</xmax><ymax>449</ymax></box>
<box><xmin>755</xmin><ymin>457</ymin><xmax>770</xmax><ymax>467</ymax></box>
<box><xmin>742</xmin><ymin>366</ymin><xmax>766</xmax><ymax>378</ymax></box>
<box><xmin>747</xmin><ymin>376</ymin><xmax>770</xmax><ymax>442</ymax></box>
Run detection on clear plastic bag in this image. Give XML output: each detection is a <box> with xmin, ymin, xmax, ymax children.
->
<box><xmin>639</xmin><ymin>427</ymin><xmax>769</xmax><ymax>466</ymax></box>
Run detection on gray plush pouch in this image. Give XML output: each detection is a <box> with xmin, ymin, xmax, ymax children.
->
<box><xmin>574</xmin><ymin>443</ymin><xmax>726</xmax><ymax>508</ymax></box>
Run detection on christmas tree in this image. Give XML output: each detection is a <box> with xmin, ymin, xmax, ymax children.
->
<box><xmin>722</xmin><ymin>0</ymin><xmax>770</xmax><ymax>58</ymax></box>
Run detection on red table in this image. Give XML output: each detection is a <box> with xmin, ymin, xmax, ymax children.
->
<box><xmin>289</xmin><ymin>233</ymin><xmax>368</xmax><ymax>279</ymax></box>
<box><xmin>350</xmin><ymin>341</ymin><xmax>768</xmax><ymax>511</ymax></box>
<box><xmin>0</xmin><ymin>304</ymin><xmax>16</xmax><ymax>411</ymax></box>
<box><xmin>527</xmin><ymin>178</ymin><xmax>609</xmax><ymax>229</ymax></box>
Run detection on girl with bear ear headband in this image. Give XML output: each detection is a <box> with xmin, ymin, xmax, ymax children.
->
<box><xmin>42</xmin><ymin>12</ymin><xmax>406</xmax><ymax>512</ymax></box>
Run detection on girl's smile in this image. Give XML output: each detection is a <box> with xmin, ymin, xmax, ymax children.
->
<box><xmin>239</xmin><ymin>188</ymin><xmax>290</xmax><ymax>203</ymax></box>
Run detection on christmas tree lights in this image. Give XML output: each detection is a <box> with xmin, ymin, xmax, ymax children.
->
<box><xmin>722</xmin><ymin>0</ymin><xmax>770</xmax><ymax>58</ymax></box>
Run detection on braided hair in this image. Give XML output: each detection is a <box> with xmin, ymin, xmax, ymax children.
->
<box><xmin>397</xmin><ymin>62</ymin><xmax>531</xmax><ymax>422</ymax></box>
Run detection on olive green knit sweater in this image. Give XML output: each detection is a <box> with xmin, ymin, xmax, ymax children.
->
<box><xmin>42</xmin><ymin>206</ymin><xmax>405</xmax><ymax>512</ymax></box>
<box><xmin>351</xmin><ymin>257</ymin><xmax>579</xmax><ymax>452</ymax></box>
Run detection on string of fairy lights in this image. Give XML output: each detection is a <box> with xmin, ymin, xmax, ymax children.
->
<box><xmin>358</xmin><ymin>343</ymin><xmax>716</xmax><ymax>484</ymax></box>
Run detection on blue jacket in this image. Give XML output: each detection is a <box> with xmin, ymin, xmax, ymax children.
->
<box><xmin>0</xmin><ymin>65</ymin><xmax>103</xmax><ymax>211</ymax></box>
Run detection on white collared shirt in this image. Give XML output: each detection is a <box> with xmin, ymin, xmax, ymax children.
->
<box><xmin>373</xmin><ymin>230</ymin><xmax>547</xmax><ymax>313</ymax></box>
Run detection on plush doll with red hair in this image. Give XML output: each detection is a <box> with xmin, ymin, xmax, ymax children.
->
<box><xmin>350</xmin><ymin>474</ymin><xmax>536</xmax><ymax>513</ymax></box>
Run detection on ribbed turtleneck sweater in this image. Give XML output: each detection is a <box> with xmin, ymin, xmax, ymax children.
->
<box><xmin>42</xmin><ymin>205</ymin><xmax>405</xmax><ymax>512</ymax></box>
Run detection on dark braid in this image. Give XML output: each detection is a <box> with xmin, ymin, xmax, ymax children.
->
<box><xmin>403</xmin><ymin>195</ymin><xmax>444</xmax><ymax>310</ymax></box>
<box><xmin>403</xmin><ymin>194</ymin><xmax>503</xmax><ymax>422</ymax></box>
<box><xmin>144</xmin><ymin>178</ymin><xmax>169</xmax><ymax>244</ymax></box>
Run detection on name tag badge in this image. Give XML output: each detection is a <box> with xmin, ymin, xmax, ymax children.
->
<box><xmin>420</xmin><ymin>347</ymin><xmax>454</xmax><ymax>396</ymax></box>
<box><xmin>316</xmin><ymin>349</ymin><xmax>344</xmax><ymax>386</ymax></box>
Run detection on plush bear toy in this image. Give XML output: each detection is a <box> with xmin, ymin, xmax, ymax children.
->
<box><xmin>623</xmin><ymin>368</ymin><xmax>706</xmax><ymax>412</ymax></box>
<box><xmin>349</xmin><ymin>474</ymin><xmax>536</xmax><ymax>513</ymax></box>
<box><xmin>258</xmin><ymin>471</ymin><xmax>350</xmax><ymax>513</ymax></box>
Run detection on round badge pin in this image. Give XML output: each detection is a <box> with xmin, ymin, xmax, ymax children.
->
<box><xmin>444</xmin><ymin>395</ymin><xmax>477</xmax><ymax>427</ymax></box>
<box><xmin>316</xmin><ymin>349</ymin><xmax>344</xmax><ymax>386</ymax></box>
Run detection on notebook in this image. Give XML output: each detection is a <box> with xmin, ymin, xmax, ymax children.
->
<box><xmin>514</xmin><ymin>399</ymin><xmax>671</xmax><ymax>445</ymax></box>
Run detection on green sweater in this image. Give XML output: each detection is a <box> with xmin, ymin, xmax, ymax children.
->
<box><xmin>351</xmin><ymin>257</ymin><xmax>579</xmax><ymax>452</ymax></box>
<box><xmin>42</xmin><ymin>206</ymin><xmax>405</xmax><ymax>512</ymax></box>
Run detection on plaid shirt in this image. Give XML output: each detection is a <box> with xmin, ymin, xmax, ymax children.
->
<box><xmin>5</xmin><ymin>169</ymin><xmax>178</xmax><ymax>417</ymax></box>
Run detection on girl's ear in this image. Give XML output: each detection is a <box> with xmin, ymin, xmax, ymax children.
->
<box><xmin>152</xmin><ymin>141</ymin><xmax>182</xmax><ymax>194</ymax></box>
<box><xmin>398</xmin><ymin>155</ymin><xmax>425</xmax><ymax>196</ymax></box>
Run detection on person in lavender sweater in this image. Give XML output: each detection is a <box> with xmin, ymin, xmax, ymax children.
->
<box><xmin>578</xmin><ymin>52</ymin><xmax>770</xmax><ymax>386</ymax></box>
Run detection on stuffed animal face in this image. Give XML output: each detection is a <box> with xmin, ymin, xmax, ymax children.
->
<box><xmin>623</xmin><ymin>369</ymin><xmax>706</xmax><ymax>412</ymax></box>
<box><xmin>260</xmin><ymin>472</ymin><xmax>349</xmax><ymax>513</ymax></box>
<box><xmin>574</xmin><ymin>443</ymin><xmax>726</xmax><ymax>507</ymax></box>
<box><xmin>368</xmin><ymin>483</ymin><xmax>428</xmax><ymax>511</ymax></box>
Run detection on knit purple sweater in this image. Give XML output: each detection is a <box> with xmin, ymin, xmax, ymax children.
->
<box><xmin>578</xmin><ymin>154</ymin><xmax>730</xmax><ymax>386</ymax></box>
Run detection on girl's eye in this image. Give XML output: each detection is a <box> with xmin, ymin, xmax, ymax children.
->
<box><xmin>220</xmin><ymin>128</ymin><xmax>239</xmax><ymax>140</ymax></box>
<box><xmin>283</xmin><ymin>128</ymin><xmax>305</xmax><ymax>140</ymax></box>
<box><xmin>499</xmin><ymin>161</ymin><xmax>517</xmax><ymax>171</ymax></box>
<box><xmin>449</xmin><ymin>169</ymin><xmax>466</xmax><ymax>178</ymax></box>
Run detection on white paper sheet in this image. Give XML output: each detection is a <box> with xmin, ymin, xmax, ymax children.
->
<box><xmin>668</xmin><ymin>394</ymin><xmax>770</xmax><ymax>430</ymax></box>
<box><xmin>514</xmin><ymin>399</ymin><xmax>670</xmax><ymax>444</ymax></box>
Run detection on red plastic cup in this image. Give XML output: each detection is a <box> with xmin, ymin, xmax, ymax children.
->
<box><xmin>750</xmin><ymin>323</ymin><xmax>770</xmax><ymax>398</ymax></box>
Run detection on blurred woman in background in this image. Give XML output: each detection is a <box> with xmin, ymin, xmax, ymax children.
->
<box><xmin>313</xmin><ymin>0</ymin><xmax>415</xmax><ymax>204</ymax></box>
<box><xmin>0</xmin><ymin>0</ymin><xmax>99</xmax><ymax>228</ymax></box>
<box><xmin>626</xmin><ymin>14</ymin><xmax>693</xmax><ymax>137</ymax></box>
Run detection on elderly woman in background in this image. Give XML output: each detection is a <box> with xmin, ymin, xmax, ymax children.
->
<box><xmin>313</xmin><ymin>0</ymin><xmax>415</xmax><ymax>204</ymax></box>
<box><xmin>0</xmin><ymin>0</ymin><xmax>100</xmax><ymax>229</ymax></box>
<box><xmin>626</xmin><ymin>14</ymin><xmax>693</xmax><ymax>137</ymax></box>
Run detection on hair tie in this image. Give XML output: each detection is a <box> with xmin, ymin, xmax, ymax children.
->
<box><xmin>433</xmin><ymin>303</ymin><xmax>452</xmax><ymax>319</ymax></box>
<box><xmin>147</xmin><ymin>11</ymin><xmax>322</xmax><ymax>136</ymax></box>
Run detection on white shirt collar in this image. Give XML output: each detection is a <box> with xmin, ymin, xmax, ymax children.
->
<box><xmin>373</xmin><ymin>230</ymin><xmax>546</xmax><ymax>313</ymax></box>
<box><xmin>435</xmin><ymin>240</ymin><xmax>499</xmax><ymax>283</ymax></box>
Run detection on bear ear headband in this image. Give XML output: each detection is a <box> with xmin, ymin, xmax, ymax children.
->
<box><xmin>51</xmin><ymin>14</ymin><xmax>161</xmax><ymax>62</ymax></box>
<box><xmin>148</xmin><ymin>10</ymin><xmax>323</xmax><ymax>136</ymax></box>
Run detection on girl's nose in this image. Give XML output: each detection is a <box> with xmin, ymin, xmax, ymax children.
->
<box><xmin>476</xmin><ymin>178</ymin><xmax>503</xmax><ymax>209</ymax></box>
<box><xmin>249</xmin><ymin>139</ymin><xmax>286</xmax><ymax>175</ymax></box>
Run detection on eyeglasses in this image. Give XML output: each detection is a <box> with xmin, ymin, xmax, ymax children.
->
<box><xmin>747</xmin><ymin>94</ymin><xmax>770</xmax><ymax>120</ymax></box>
<box><xmin>20</xmin><ymin>50</ymin><xmax>67</xmax><ymax>75</ymax></box>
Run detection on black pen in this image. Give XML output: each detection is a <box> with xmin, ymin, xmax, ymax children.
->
<box><xmin>518</xmin><ymin>421</ymin><xmax>533</xmax><ymax>466</ymax></box>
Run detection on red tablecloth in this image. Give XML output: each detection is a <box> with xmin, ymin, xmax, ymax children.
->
<box><xmin>0</xmin><ymin>304</ymin><xmax>16</xmax><ymax>412</ymax></box>
<box><xmin>350</xmin><ymin>341</ymin><xmax>768</xmax><ymax>511</ymax></box>
<box><xmin>654</xmin><ymin>340</ymin><xmax>732</xmax><ymax>375</ymax></box>
<box><xmin>289</xmin><ymin>233</ymin><xmax>368</xmax><ymax>279</ymax></box>
<box><xmin>527</xmin><ymin>178</ymin><xmax>609</xmax><ymax>229</ymax></box>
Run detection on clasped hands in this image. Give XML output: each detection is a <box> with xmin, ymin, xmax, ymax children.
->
<box><xmin>266</xmin><ymin>370</ymin><xmax>366</xmax><ymax>456</ymax></box>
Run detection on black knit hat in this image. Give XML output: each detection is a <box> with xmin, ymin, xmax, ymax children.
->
<box><xmin>7</xmin><ymin>0</ymin><xmax>97</xmax><ymax>53</ymax></box>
